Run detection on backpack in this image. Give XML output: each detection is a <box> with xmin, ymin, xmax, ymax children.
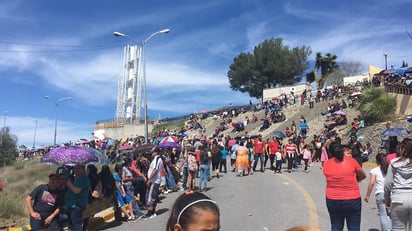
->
<box><xmin>188</xmin><ymin>154</ymin><xmax>198</xmax><ymax>171</ymax></box>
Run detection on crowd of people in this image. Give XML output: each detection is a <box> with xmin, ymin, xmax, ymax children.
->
<box><xmin>24</xmin><ymin>81</ymin><xmax>412</xmax><ymax>231</ymax></box>
<box><xmin>373</xmin><ymin>72</ymin><xmax>412</xmax><ymax>88</ymax></box>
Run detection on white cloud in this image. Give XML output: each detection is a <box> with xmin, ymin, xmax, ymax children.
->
<box><xmin>7</xmin><ymin>116</ymin><xmax>92</xmax><ymax>148</ymax></box>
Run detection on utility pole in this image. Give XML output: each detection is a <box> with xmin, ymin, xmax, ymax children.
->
<box><xmin>33</xmin><ymin>120</ymin><xmax>38</xmax><ymax>149</ymax></box>
<box><xmin>0</xmin><ymin>111</ymin><xmax>6</xmax><ymax>146</ymax></box>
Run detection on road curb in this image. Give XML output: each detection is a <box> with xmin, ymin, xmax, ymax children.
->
<box><xmin>362</xmin><ymin>162</ymin><xmax>377</xmax><ymax>168</ymax></box>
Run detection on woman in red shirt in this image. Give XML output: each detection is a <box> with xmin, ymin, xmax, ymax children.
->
<box><xmin>323</xmin><ymin>144</ymin><xmax>366</xmax><ymax>231</ymax></box>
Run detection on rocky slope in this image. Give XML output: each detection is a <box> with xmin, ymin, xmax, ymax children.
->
<box><xmin>188</xmin><ymin>97</ymin><xmax>412</xmax><ymax>163</ymax></box>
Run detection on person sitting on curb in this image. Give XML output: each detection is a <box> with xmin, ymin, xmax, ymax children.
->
<box><xmin>25</xmin><ymin>173</ymin><xmax>63</xmax><ymax>231</ymax></box>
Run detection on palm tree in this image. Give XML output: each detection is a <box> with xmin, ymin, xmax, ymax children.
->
<box><xmin>314</xmin><ymin>52</ymin><xmax>339</xmax><ymax>89</ymax></box>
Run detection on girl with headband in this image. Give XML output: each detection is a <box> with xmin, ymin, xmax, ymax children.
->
<box><xmin>166</xmin><ymin>191</ymin><xmax>220</xmax><ymax>231</ymax></box>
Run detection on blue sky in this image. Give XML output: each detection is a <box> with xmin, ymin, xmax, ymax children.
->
<box><xmin>1</xmin><ymin>0</ymin><xmax>411</xmax><ymax>148</ymax></box>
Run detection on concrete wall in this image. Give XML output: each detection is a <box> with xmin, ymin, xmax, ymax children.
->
<box><xmin>263</xmin><ymin>83</ymin><xmax>309</xmax><ymax>102</ymax></box>
<box><xmin>389</xmin><ymin>93</ymin><xmax>412</xmax><ymax>116</ymax></box>
<box><xmin>94</xmin><ymin>122</ymin><xmax>154</xmax><ymax>140</ymax></box>
<box><xmin>343</xmin><ymin>75</ymin><xmax>369</xmax><ymax>86</ymax></box>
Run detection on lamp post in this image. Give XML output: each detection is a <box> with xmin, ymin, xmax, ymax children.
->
<box><xmin>32</xmin><ymin>119</ymin><xmax>37</xmax><ymax>149</ymax></box>
<box><xmin>384</xmin><ymin>53</ymin><xmax>388</xmax><ymax>70</ymax></box>
<box><xmin>113</xmin><ymin>28</ymin><xmax>170</xmax><ymax>144</ymax></box>
<box><xmin>44</xmin><ymin>96</ymin><xmax>72</xmax><ymax>146</ymax></box>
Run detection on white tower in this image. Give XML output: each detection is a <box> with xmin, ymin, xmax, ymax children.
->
<box><xmin>115</xmin><ymin>45</ymin><xmax>143</xmax><ymax>123</ymax></box>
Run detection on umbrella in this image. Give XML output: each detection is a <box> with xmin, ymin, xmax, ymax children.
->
<box><xmin>351</xmin><ymin>92</ymin><xmax>362</xmax><ymax>96</ymax></box>
<box><xmin>324</xmin><ymin>121</ymin><xmax>336</xmax><ymax>126</ymax></box>
<box><xmin>158</xmin><ymin>142</ymin><xmax>180</xmax><ymax>148</ymax></box>
<box><xmin>249</xmin><ymin>134</ymin><xmax>259</xmax><ymax>139</ymax></box>
<box><xmin>159</xmin><ymin>136</ymin><xmax>179</xmax><ymax>144</ymax></box>
<box><xmin>381</xmin><ymin>128</ymin><xmax>409</xmax><ymax>137</ymax></box>
<box><xmin>200</xmin><ymin>109</ymin><xmax>208</xmax><ymax>114</ymax></box>
<box><xmin>86</xmin><ymin>148</ymin><xmax>110</xmax><ymax>165</ymax></box>
<box><xmin>118</xmin><ymin>144</ymin><xmax>133</xmax><ymax>151</ymax></box>
<box><xmin>135</xmin><ymin>144</ymin><xmax>156</xmax><ymax>153</ymax></box>
<box><xmin>41</xmin><ymin>146</ymin><xmax>98</xmax><ymax>165</ymax></box>
<box><xmin>333</xmin><ymin>110</ymin><xmax>346</xmax><ymax>115</ymax></box>
<box><xmin>273</xmin><ymin>130</ymin><xmax>286</xmax><ymax>139</ymax></box>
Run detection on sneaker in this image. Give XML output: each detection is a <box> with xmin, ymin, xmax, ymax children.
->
<box><xmin>127</xmin><ymin>216</ymin><xmax>137</xmax><ymax>222</ymax></box>
<box><xmin>148</xmin><ymin>213</ymin><xmax>157</xmax><ymax>219</ymax></box>
<box><xmin>137</xmin><ymin>214</ymin><xmax>148</xmax><ymax>220</ymax></box>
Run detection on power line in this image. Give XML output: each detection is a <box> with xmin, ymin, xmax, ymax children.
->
<box><xmin>0</xmin><ymin>46</ymin><xmax>122</xmax><ymax>53</ymax></box>
<box><xmin>0</xmin><ymin>40</ymin><xmax>125</xmax><ymax>53</ymax></box>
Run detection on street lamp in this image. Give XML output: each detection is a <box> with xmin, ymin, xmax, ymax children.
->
<box><xmin>384</xmin><ymin>53</ymin><xmax>388</xmax><ymax>70</ymax></box>
<box><xmin>114</xmin><ymin>28</ymin><xmax>170</xmax><ymax>144</ymax></box>
<box><xmin>44</xmin><ymin>96</ymin><xmax>72</xmax><ymax>146</ymax></box>
<box><xmin>32</xmin><ymin>119</ymin><xmax>37</xmax><ymax>149</ymax></box>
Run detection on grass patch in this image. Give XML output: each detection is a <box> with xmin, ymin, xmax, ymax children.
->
<box><xmin>0</xmin><ymin>159</ymin><xmax>55</xmax><ymax>223</ymax></box>
<box><xmin>0</xmin><ymin>192</ymin><xmax>26</xmax><ymax>218</ymax></box>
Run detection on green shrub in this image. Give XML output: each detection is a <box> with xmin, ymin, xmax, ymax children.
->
<box><xmin>358</xmin><ymin>87</ymin><xmax>396</xmax><ymax>124</ymax></box>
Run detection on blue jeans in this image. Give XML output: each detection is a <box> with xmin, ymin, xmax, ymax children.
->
<box><xmin>132</xmin><ymin>177</ymin><xmax>146</xmax><ymax>206</ymax></box>
<box><xmin>67</xmin><ymin>205</ymin><xmax>84</xmax><ymax>231</ymax></box>
<box><xmin>199</xmin><ymin>164</ymin><xmax>209</xmax><ymax>190</ymax></box>
<box><xmin>182</xmin><ymin>165</ymin><xmax>188</xmax><ymax>189</ymax></box>
<box><xmin>375</xmin><ymin>193</ymin><xmax>391</xmax><ymax>231</ymax></box>
<box><xmin>30</xmin><ymin>212</ymin><xmax>59</xmax><ymax>231</ymax></box>
<box><xmin>326</xmin><ymin>198</ymin><xmax>361</xmax><ymax>231</ymax></box>
<box><xmin>353</xmin><ymin>156</ymin><xmax>363</xmax><ymax>167</ymax></box>
<box><xmin>125</xmin><ymin>184</ymin><xmax>144</xmax><ymax>216</ymax></box>
<box><xmin>253</xmin><ymin>154</ymin><xmax>264</xmax><ymax>171</ymax></box>
<box><xmin>165</xmin><ymin>165</ymin><xmax>177</xmax><ymax>189</ymax></box>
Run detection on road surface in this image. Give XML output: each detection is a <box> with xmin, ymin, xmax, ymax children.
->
<box><xmin>99</xmin><ymin>161</ymin><xmax>381</xmax><ymax>231</ymax></box>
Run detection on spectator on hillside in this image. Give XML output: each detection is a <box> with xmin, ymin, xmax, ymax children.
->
<box><xmin>291</xmin><ymin>121</ymin><xmax>297</xmax><ymax>135</ymax></box>
<box><xmin>146</xmin><ymin>148</ymin><xmax>164</xmax><ymax>218</ymax></box>
<box><xmin>349</xmin><ymin>136</ymin><xmax>365</xmax><ymax>167</ymax></box>
<box><xmin>259</xmin><ymin>119</ymin><xmax>270</xmax><ymax>132</ymax></box>
<box><xmin>65</xmin><ymin>165</ymin><xmax>91</xmax><ymax>231</ymax></box>
<box><xmin>309</xmin><ymin>94</ymin><xmax>315</xmax><ymax>108</ymax></box>
<box><xmin>300</xmin><ymin>120</ymin><xmax>309</xmax><ymax>138</ymax></box>
<box><xmin>26</xmin><ymin>174</ymin><xmax>63</xmax><ymax>231</ymax></box>
<box><xmin>113</xmin><ymin>164</ymin><xmax>136</xmax><ymax>222</ymax></box>
<box><xmin>381</xmin><ymin>121</ymin><xmax>392</xmax><ymax>150</ymax></box>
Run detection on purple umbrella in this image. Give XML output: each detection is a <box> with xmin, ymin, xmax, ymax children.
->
<box><xmin>333</xmin><ymin>110</ymin><xmax>346</xmax><ymax>115</ymax></box>
<box><xmin>158</xmin><ymin>142</ymin><xmax>181</xmax><ymax>149</ymax></box>
<box><xmin>41</xmin><ymin>146</ymin><xmax>98</xmax><ymax>165</ymax></box>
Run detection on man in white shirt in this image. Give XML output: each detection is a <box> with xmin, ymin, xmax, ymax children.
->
<box><xmin>145</xmin><ymin>148</ymin><xmax>163</xmax><ymax>218</ymax></box>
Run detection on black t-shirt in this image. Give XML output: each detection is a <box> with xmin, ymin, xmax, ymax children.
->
<box><xmin>200</xmin><ymin>150</ymin><xmax>209</xmax><ymax>165</ymax></box>
<box><xmin>350</xmin><ymin>142</ymin><xmax>362</xmax><ymax>157</ymax></box>
<box><xmin>29</xmin><ymin>184</ymin><xmax>62</xmax><ymax>214</ymax></box>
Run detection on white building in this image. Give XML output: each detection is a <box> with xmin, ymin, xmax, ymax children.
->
<box><xmin>262</xmin><ymin>83</ymin><xmax>310</xmax><ymax>102</ymax></box>
<box><xmin>343</xmin><ymin>75</ymin><xmax>369</xmax><ymax>86</ymax></box>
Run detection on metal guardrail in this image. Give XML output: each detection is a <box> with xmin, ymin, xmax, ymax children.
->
<box><xmin>384</xmin><ymin>85</ymin><xmax>412</xmax><ymax>95</ymax></box>
<box><xmin>95</xmin><ymin>104</ymin><xmax>253</xmax><ymax>126</ymax></box>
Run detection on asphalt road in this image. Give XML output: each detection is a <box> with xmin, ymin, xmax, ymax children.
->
<box><xmin>100</xmin><ymin>161</ymin><xmax>381</xmax><ymax>231</ymax></box>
